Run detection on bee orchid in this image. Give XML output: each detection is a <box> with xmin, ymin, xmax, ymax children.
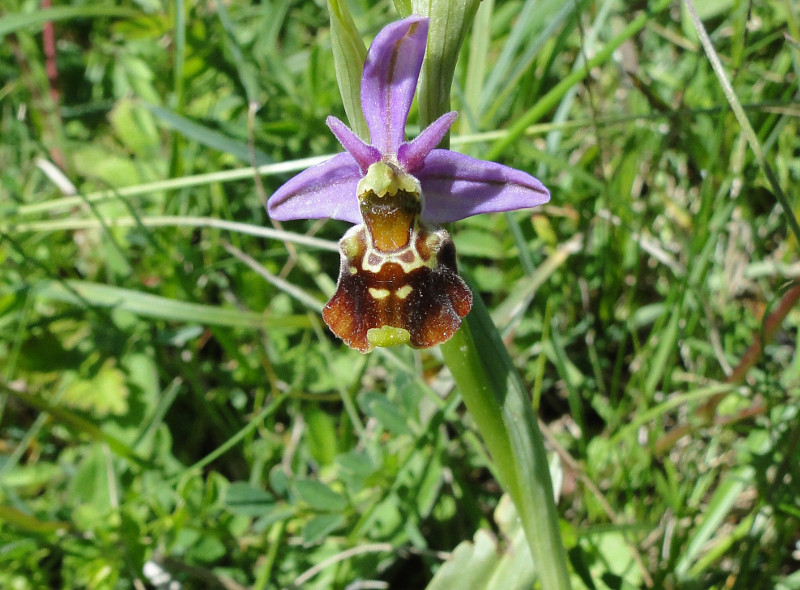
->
<box><xmin>268</xmin><ymin>16</ymin><xmax>549</xmax><ymax>353</ymax></box>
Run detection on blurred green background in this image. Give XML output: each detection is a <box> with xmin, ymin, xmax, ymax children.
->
<box><xmin>1</xmin><ymin>0</ymin><xmax>799</xmax><ymax>588</ymax></box>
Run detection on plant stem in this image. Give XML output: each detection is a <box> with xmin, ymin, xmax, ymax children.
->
<box><xmin>411</xmin><ymin>3</ymin><xmax>572</xmax><ymax>584</ymax></box>
<box><xmin>440</xmin><ymin>280</ymin><xmax>572</xmax><ymax>590</ymax></box>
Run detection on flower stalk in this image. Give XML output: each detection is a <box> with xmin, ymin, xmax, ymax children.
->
<box><xmin>440</xmin><ymin>283</ymin><xmax>572</xmax><ymax>590</ymax></box>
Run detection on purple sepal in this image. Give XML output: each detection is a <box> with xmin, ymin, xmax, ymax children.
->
<box><xmin>417</xmin><ymin>150</ymin><xmax>551</xmax><ymax>223</ymax></box>
<box><xmin>361</xmin><ymin>16</ymin><xmax>428</xmax><ymax>157</ymax></box>
<box><xmin>326</xmin><ymin>116</ymin><xmax>381</xmax><ymax>173</ymax></box>
<box><xmin>397</xmin><ymin>111</ymin><xmax>457</xmax><ymax>173</ymax></box>
<box><xmin>267</xmin><ymin>152</ymin><xmax>362</xmax><ymax>224</ymax></box>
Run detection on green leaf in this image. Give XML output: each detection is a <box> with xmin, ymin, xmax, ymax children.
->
<box><xmin>67</xmin><ymin>446</ymin><xmax>113</xmax><ymax>521</ymax></box>
<box><xmin>0</xmin><ymin>384</ymin><xmax>151</xmax><ymax>468</ymax></box>
<box><xmin>411</xmin><ymin>0</ymin><xmax>481</xmax><ymax>129</ymax></box>
<box><xmin>644</xmin><ymin>310</ymin><xmax>680</xmax><ymax>397</ymax></box>
<box><xmin>269</xmin><ymin>466</ymin><xmax>290</xmax><ymax>498</ymax></box>
<box><xmin>777</xmin><ymin>571</ymin><xmax>800</xmax><ymax>590</ymax></box>
<box><xmin>675</xmin><ymin>466</ymin><xmax>756</xmax><ymax>579</ymax></box>
<box><xmin>34</xmin><ymin>280</ymin><xmax>309</xmax><ymax>330</ymax></box>
<box><xmin>110</xmin><ymin>99</ymin><xmax>160</xmax><ymax>157</ymax></box>
<box><xmin>0</xmin><ymin>6</ymin><xmax>138</xmax><ymax>39</ymax></box>
<box><xmin>303</xmin><ymin>513</ymin><xmax>346</xmax><ymax>545</ymax></box>
<box><xmin>144</xmin><ymin>104</ymin><xmax>272</xmax><ymax>165</ymax></box>
<box><xmin>62</xmin><ymin>358</ymin><xmax>129</xmax><ymax>417</ymax></box>
<box><xmin>294</xmin><ymin>480</ymin><xmax>347</xmax><ymax>512</ymax></box>
<box><xmin>392</xmin><ymin>0</ymin><xmax>412</xmax><ymax>17</ymax></box>
<box><xmin>71</xmin><ymin>145</ymin><xmax>143</xmax><ymax>187</ymax></box>
<box><xmin>191</xmin><ymin>534</ymin><xmax>227</xmax><ymax>563</ymax></box>
<box><xmin>362</xmin><ymin>392</ymin><xmax>413</xmax><ymax>436</ymax></box>
<box><xmin>214</xmin><ymin>0</ymin><xmax>260</xmax><ymax>103</ymax></box>
<box><xmin>336</xmin><ymin>450</ymin><xmax>376</xmax><ymax>477</ymax></box>
<box><xmin>305</xmin><ymin>408</ymin><xmax>339</xmax><ymax>467</ymax></box>
<box><xmin>327</xmin><ymin>0</ymin><xmax>369</xmax><ymax>140</ymax></box>
<box><xmin>461</xmin><ymin>0</ymin><xmax>493</xmax><ymax>137</ymax></box>
<box><xmin>492</xmin><ymin>235</ymin><xmax>582</xmax><ymax>332</ymax></box>
<box><xmin>589</xmin><ymin>531</ymin><xmax>643</xmax><ymax>589</ymax></box>
<box><xmin>0</xmin><ymin>462</ymin><xmax>64</xmax><ymax>491</ymax></box>
<box><xmin>226</xmin><ymin>483</ymin><xmax>276</xmax><ymax>517</ymax></box>
<box><xmin>114</xmin><ymin>54</ymin><xmax>160</xmax><ymax>104</ymax></box>
<box><xmin>426</xmin><ymin>495</ymin><xmax>535</xmax><ymax>590</ymax></box>
<box><xmin>0</xmin><ymin>506</ymin><xmax>69</xmax><ymax>535</ymax></box>
<box><xmin>453</xmin><ymin>229</ymin><xmax>509</xmax><ymax>259</ymax></box>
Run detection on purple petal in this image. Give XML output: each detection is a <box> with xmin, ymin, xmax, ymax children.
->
<box><xmin>417</xmin><ymin>149</ymin><xmax>550</xmax><ymax>224</ymax></box>
<box><xmin>361</xmin><ymin>16</ymin><xmax>428</xmax><ymax>156</ymax></box>
<box><xmin>267</xmin><ymin>153</ymin><xmax>362</xmax><ymax>224</ymax></box>
<box><xmin>397</xmin><ymin>111</ymin><xmax>457</xmax><ymax>173</ymax></box>
<box><xmin>326</xmin><ymin>116</ymin><xmax>381</xmax><ymax>173</ymax></box>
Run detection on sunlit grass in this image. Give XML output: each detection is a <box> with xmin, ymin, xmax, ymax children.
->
<box><xmin>1</xmin><ymin>0</ymin><xmax>798</xmax><ymax>588</ymax></box>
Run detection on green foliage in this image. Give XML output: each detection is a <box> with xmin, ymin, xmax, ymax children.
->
<box><xmin>1</xmin><ymin>0</ymin><xmax>799</xmax><ymax>588</ymax></box>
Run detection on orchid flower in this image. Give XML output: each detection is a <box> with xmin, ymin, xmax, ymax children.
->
<box><xmin>267</xmin><ymin>16</ymin><xmax>549</xmax><ymax>353</ymax></box>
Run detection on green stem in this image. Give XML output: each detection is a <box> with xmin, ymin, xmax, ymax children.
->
<box><xmin>440</xmin><ymin>280</ymin><xmax>571</xmax><ymax>590</ymax></box>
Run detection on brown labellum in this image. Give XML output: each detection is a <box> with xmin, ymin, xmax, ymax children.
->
<box><xmin>322</xmin><ymin>181</ymin><xmax>472</xmax><ymax>353</ymax></box>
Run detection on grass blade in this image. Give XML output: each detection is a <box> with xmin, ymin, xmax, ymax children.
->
<box><xmin>0</xmin><ymin>6</ymin><xmax>137</xmax><ymax>38</ymax></box>
<box><xmin>34</xmin><ymin>280</ymin><xmax>312</xmax><ymax>329</ymax></box>
<box><xmin>684</xmin><ymin>0</ymin><xmax>800</xmax><ymax>248</ymax></box>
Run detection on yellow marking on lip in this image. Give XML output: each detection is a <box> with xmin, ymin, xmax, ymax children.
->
<box><xmin>348</xmin><ymin>266</ymin><xmax>358</xmax><ymax>275</ymax></box>
<box><xmin>368</xmin><ymin>287</ymin><xmax>390</xmax><ymax>299</ymax></box>
<box><xmin>395</xmin><ymin>285</ymin><xmax>413</xmax><ymax>299</ymax></box>
<box><xmin>339</xmin><ymin>226</ymin><xmax>365</xmax><ymax>259</ymax></box>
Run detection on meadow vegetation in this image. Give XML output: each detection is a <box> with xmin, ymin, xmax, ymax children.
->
<box><xmin>1</xmin><ymin>0</ymin><xmax>799</xmax><ymax>588</ymax></box>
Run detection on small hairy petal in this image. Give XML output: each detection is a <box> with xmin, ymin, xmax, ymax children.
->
<box><xmin>361</xmin><ymin>16</ymin><xmax>428</xmax><ymax>156</ymax></box>
<box><xmin>417</xmin><ymin>149</ymin><xmax>550</xmax><ymax>223</ymax></box>
<box><xmin>326</xmin><ymin>116</ymin><xmax>381</xmax><ymax>173</ymax></box>
<box><xmin>397</xmin><ymin>111</ymin><xmax>457</xmax><ymax>173</ymax></box>
<box><xmin>267</xmin><ymin>152</ymin><xmax>362</xmax><ymax>224</ymax></box>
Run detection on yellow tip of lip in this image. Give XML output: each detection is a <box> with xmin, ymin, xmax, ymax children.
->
<box><xmin>367</xmin><ymin>325</ymin><xmax>411</xmax><ymax>349</ymax></box>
